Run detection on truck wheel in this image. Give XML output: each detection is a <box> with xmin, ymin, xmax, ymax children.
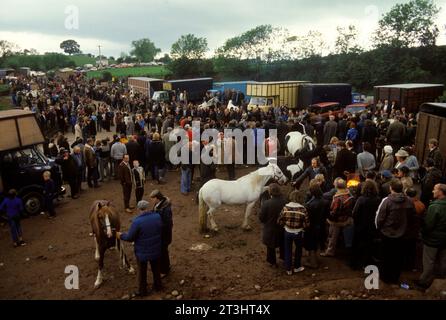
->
<box><xmin>22</xmin><ymin>192</ymin><xmax>44</xmax><ymax>216</ymax></box>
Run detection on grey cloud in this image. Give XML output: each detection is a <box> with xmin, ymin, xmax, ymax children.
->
<box><xmin>0</xmin><ymin>0</ymin><xmax>406</xmax><ymax>54</ymax></box>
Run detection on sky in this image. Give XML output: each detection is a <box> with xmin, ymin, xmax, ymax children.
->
<box><xmin>1</xmin><ymin>0</ymin><xmax>445</xmax><ymax>58</ymax></box>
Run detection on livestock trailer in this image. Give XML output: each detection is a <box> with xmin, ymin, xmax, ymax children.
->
<box><xmin>18</xmin><ymin>67</ymin><xmax>31</xmax><ymax>77</ymax></box>
<box><xmin>128</xmin><ymin>77</ymin><xmax>164</xmax><ymax>97</ymax></box>
<box><xmin>163</xmin><ymin>78</ymin><xmax>213</xmax><ymax>103</ymax></box>
<box><xmin>213</xmin><ymin>81</ymin><xmax>257</xmax><ymax>103</ymax></box>
<box><xmin>0</xmin><ymin>68</ymin><xmax>15</xmax><ymax>80</ymax></box>
<box><xmin>246</xmin><ymin>81</ymin><xmax>309</xmax><ymax>109</ymax></box>
<box><xmin>415</xmin><ymin>103</ymin><xmax>446</xmax><ymax>174</ymax></box>
<box><xmin>374</xmin><ymin>84</ymin><xmax>444</xmax><ymax>114</ymax></box>
<box><xmin>298</xmin><ymin>83</ymin><xmax>353</xmax><ymax>109</ymax></box>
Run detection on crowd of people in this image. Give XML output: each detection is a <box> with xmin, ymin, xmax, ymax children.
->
<box><xmin>1</xmin><ymin>72</ymin><xmax>446</xmax><ymax>295</ymax></box>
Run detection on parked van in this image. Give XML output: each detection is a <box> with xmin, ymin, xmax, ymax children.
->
<box><xmin>0</xmin><ymin>110</ymin><xmax>65</xmax><ymax>216</ymax></box>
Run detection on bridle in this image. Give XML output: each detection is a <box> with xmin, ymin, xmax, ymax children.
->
<box><xmin>271</xmin><ymin>165</ymin><xmax>286</xmax><ymax>184</ymax></box>
<box><xmin>300</xmin><ymin>134</ymin><xmax>314</xmax><ymax>153</ymax></box>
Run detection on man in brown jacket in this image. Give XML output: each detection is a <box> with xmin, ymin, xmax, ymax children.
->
<box><xmin>118</xmin><ymin>154</ymin><xmax>134</xmax><ymax>213</ymax></box>
<box><xmin>84</xmin><ymin>138</ymin><xmax>99</xmax><ymax>188</ymax></box>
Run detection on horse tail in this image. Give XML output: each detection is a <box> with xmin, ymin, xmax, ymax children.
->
<box><xmin>198</xmin><ymin>187</ymin><xmax>208</xmax><ymax>234</ymax></box>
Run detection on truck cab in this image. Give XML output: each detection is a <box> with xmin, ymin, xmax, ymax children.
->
<box><xmin>248</xmin><ymin>97</ymin><xmax>276</xmax><ymax>111</ymax></box>
<box><xmin>0</xmin><ymin>110</ymin><xmax>65</xmax><ymax>216</ymax></box>
<box><xmin>152</xmin><ymin>91</ymin><xmax>173</xmax><ymax>103</ymax></box>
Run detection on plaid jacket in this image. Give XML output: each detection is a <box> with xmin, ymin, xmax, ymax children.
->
<box><xmin>278</xmin><ymin>204</ymin><xmax>310</xmax><ymax>230</ymax></box>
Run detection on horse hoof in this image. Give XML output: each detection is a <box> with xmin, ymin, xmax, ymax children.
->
<box><xmin>212</xmin><ymin>227</ymin><xmax>219</xmax><ymax>233</ymax></box>
<box><xmin>242</xmin><ymin>226</ymin><xmax>252</xmax><ymax>231</ymax></box>
<box><xmin>95</xmin><ymin>256</ymin><xmax>100</xmax><ymax>262</ymax></box>
<box><xmin>94</xmin><ymin>281</ymin><xmax>102</xmax><ymax>289</ymax></box>
<box><xmin>129</xmin><ymin>267</ymin><xmax>136</xmax><ymax>275</ymax></box>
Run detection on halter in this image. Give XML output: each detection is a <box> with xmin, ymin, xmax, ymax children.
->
<box><xmin>300</xmin><ymin>134</ymin><xmax>313</xmax><ymax>153</ymax></box>
<box><xmin>271</xmin><ymin>164</ymin><xmax>286</xmax><ymax>184</ymax></box>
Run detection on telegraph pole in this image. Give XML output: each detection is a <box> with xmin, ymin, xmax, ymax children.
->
<box><xmin>98</xmin><ymin>45</ymin><xmax>102</xmax><ymax>67</ymax></box>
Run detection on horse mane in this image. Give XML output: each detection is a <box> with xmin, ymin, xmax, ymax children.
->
<box><xmin>237</xmin><ymin>165</ymin><xmax>272</xmax><ymax>182</ymax></box>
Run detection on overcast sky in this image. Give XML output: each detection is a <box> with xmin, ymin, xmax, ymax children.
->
<box><xmin>1</xmin><ymin>0</ymin><xmax>445</xmax><ymax>58</ymax></box>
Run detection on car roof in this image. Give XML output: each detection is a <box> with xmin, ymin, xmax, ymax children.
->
<box><xmin>310</xmin><ymin>102</ymin><xmax>340</xmax><ymax>108</ymax></box>
<box><xmin>345</xmin><ymin>103</ymin><xmax>370</xmax><ymax>108</ymax></box>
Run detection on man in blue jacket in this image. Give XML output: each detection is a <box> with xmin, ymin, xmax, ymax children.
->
<box><xmin>117</xmin><ymin>200</ymin><xmax>162</xmax><ymax>297</ymax></box>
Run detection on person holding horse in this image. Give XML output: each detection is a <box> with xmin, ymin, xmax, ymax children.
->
<box><xmin>117</xmin><ymin>200</ymin><xmax>162</xmax><ymax>297</ymax></box>
<box><xmin>292</xmin><ymin>157</ymin><xmax>327</xmax><ymax>190</ymax></box>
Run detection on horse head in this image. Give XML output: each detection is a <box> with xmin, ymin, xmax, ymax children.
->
<box><xmin>263</xmin><ymin>161</ymin><xmax>288</xmax><ymax>185</ymax></box>
<box><xmin>93</xmin><ymin>201</ymin><xmax>117</xmax><ymax>239</ymax></box>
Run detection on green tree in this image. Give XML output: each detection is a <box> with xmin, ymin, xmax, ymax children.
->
<box><xmin>167</xmin><ymin>57</ymin><xmax>214</xmax><ymax>78</ymax></box>
<box><xmin>130</xmin><ymin>38</ymin><xmax>161</xmax><ymax>62</ymax></box>
<box><xmin>157</xmin><ymin>53</ymin><xmax>172</xmax><ymax>64</ymax></box>
<box><xmin>60</xmin><ymin>39</ymin><xmax>81</xmax><ymax>55</ymax></box>
<box><xmin>296</xmin><ymin>30</ymin><xmax>328</xmax><ymax>58</ymax></box>
<box><xmin>216</xmin><ymin>25</ymin><xmax>277</xmax><ymax>60</ymax></box>
<box><xmin>0</xmin><ymin>40</ymin><xmax>19</xmax><ymax>66</ymax></box>
<box><xmin>335</xmin><ymin>25</ymin><xmax>362</xmax><ymax>54</ymax></box>
<box><xmin>171</xmin><ymin>34</ymin><xmax>208</xmax><ymax>59</ymax></box>
<box><xmin>102</xmin><ymin>71</ymin><xmax>113</xmax><ymax>82</ymax></box>
<box><xmin>373</xmin><ymin>0</ymin><xmax>440</xmax><ymax>48</ymax></box>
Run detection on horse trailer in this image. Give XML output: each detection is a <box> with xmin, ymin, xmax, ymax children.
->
<box><xmin>128</xmin><ymin>77</ymin><xmax>164</xmax><ymax>97</ymax></box>
<box><xmin>374</xmin><ymin>84</ymin><xmax>444</xmax><ymax>114</ymax></box>
<box><xmin>246</xmin><ymin>81</ymin><xmax>309</xmax><ymax>110</ymax></box>
<box><xmin>163</xmin><ymin>78</ymin><xmax>213</xmax><ymax>103</ymax></box>
<box><xmin>213</xmin><ymin>81</ymin><xmax>257</xmax><ymax>104</ymax></box>
<box><xmin>415</xmin><ymin>103</ymin><xmax>446</xmax><ymax>174</ymax></box>
<box><xmin>298</xmin><ymin>83</ymin><xmax>353</xmax><ymax>109</ymax></box>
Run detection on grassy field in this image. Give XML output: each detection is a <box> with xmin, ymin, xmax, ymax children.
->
<box><xmin>68</xmin><ymin>54</ymin><xmax>97</xmax><ymax>67</ymax></box>
<box><xmin>87</xmin><ymin>66</ymin><xmax>169</xmax><ymax>79</ymax></box>
<box><xmin>0</xmin><ymin>96</ymin><xmax>12</xmax><ymax>110</ymax></box>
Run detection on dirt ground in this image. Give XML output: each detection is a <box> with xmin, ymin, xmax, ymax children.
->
<box><xmin>0</xmin><ymin>130</ymin><xmax>444</xmax><ymax>301</ymax></box>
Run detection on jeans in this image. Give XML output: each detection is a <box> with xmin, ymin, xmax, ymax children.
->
<box><xmin>45</xmin><ymin>196</ymin><xmax>55</xmax><ymax>217</ymax></box>
<box><xmin>99</xmin><ymin>158</ymin><xmax>110</xmax><ymax>181</ymax></box>
<box><xmin>87</xmin><ymin>166</ymin><xmax>98</xmax><ymax>187</ymax></box>
<box><xmin>8</xmin><ymin>218</ymin><xmax>22</xmax><ymax>243</ymax></box>
<box><xmin>284</xmin><ymin>231</ymin><xmax>304</xmax><ymax>271</ymax></box>
<box><xmin>326</xmin><ymin>223</ymin><xmax>354</xmax><ymax>256</ymax></box>
<box><xmin>419</xmin><ymin>245</ymin><xmax>446</xmax><ymax>288</ymax></box>
<box><xmin>153</xmin><ymin>165</ymin><xmax>166</xmax><ymax>182</ymax></box>
<box><xmin>181</xmin><ymin>167</ymin><xmax>192</xmax><ymax>194</ymax></box>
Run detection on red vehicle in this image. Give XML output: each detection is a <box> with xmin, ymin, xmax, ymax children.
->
<box><xmin>344</xmin><ymin>103</ymin><xmax>371</xmax><ymax>115</ymax></box>
<box><xmin>309</xmin><ymin>102</ymin><xmax>343</xmax><ymax>123</ymax></box>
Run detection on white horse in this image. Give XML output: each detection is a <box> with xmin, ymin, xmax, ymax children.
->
<box><xmin>199</xmin><ymin>97</ymin><xmax>220</xmax><ymax>109</ymax></box>
<box><xmin>285</xmin><ymin>131</ymin><xmax>316</xmax><ymax>158</ymax></box>
<box><xmin>227</xmin><ymin>100</ymin><xmax>240</xmax><ymax>111</ymax></box>
<box><xmin>198</xmin><ymin>162</ymin><xmax>288</xmax><ymax>233</ymax></box>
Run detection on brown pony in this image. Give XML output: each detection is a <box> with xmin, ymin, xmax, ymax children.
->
<box><xmin>89</xmin><ymin>200</ymin><xmax>135</xmax><ymax>288</ymax></box>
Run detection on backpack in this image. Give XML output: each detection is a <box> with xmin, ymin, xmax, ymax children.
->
<box><xmin>329</xmin><ymin>193</ymin><xmax>355</xmax><ymax>223</ymax></box>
